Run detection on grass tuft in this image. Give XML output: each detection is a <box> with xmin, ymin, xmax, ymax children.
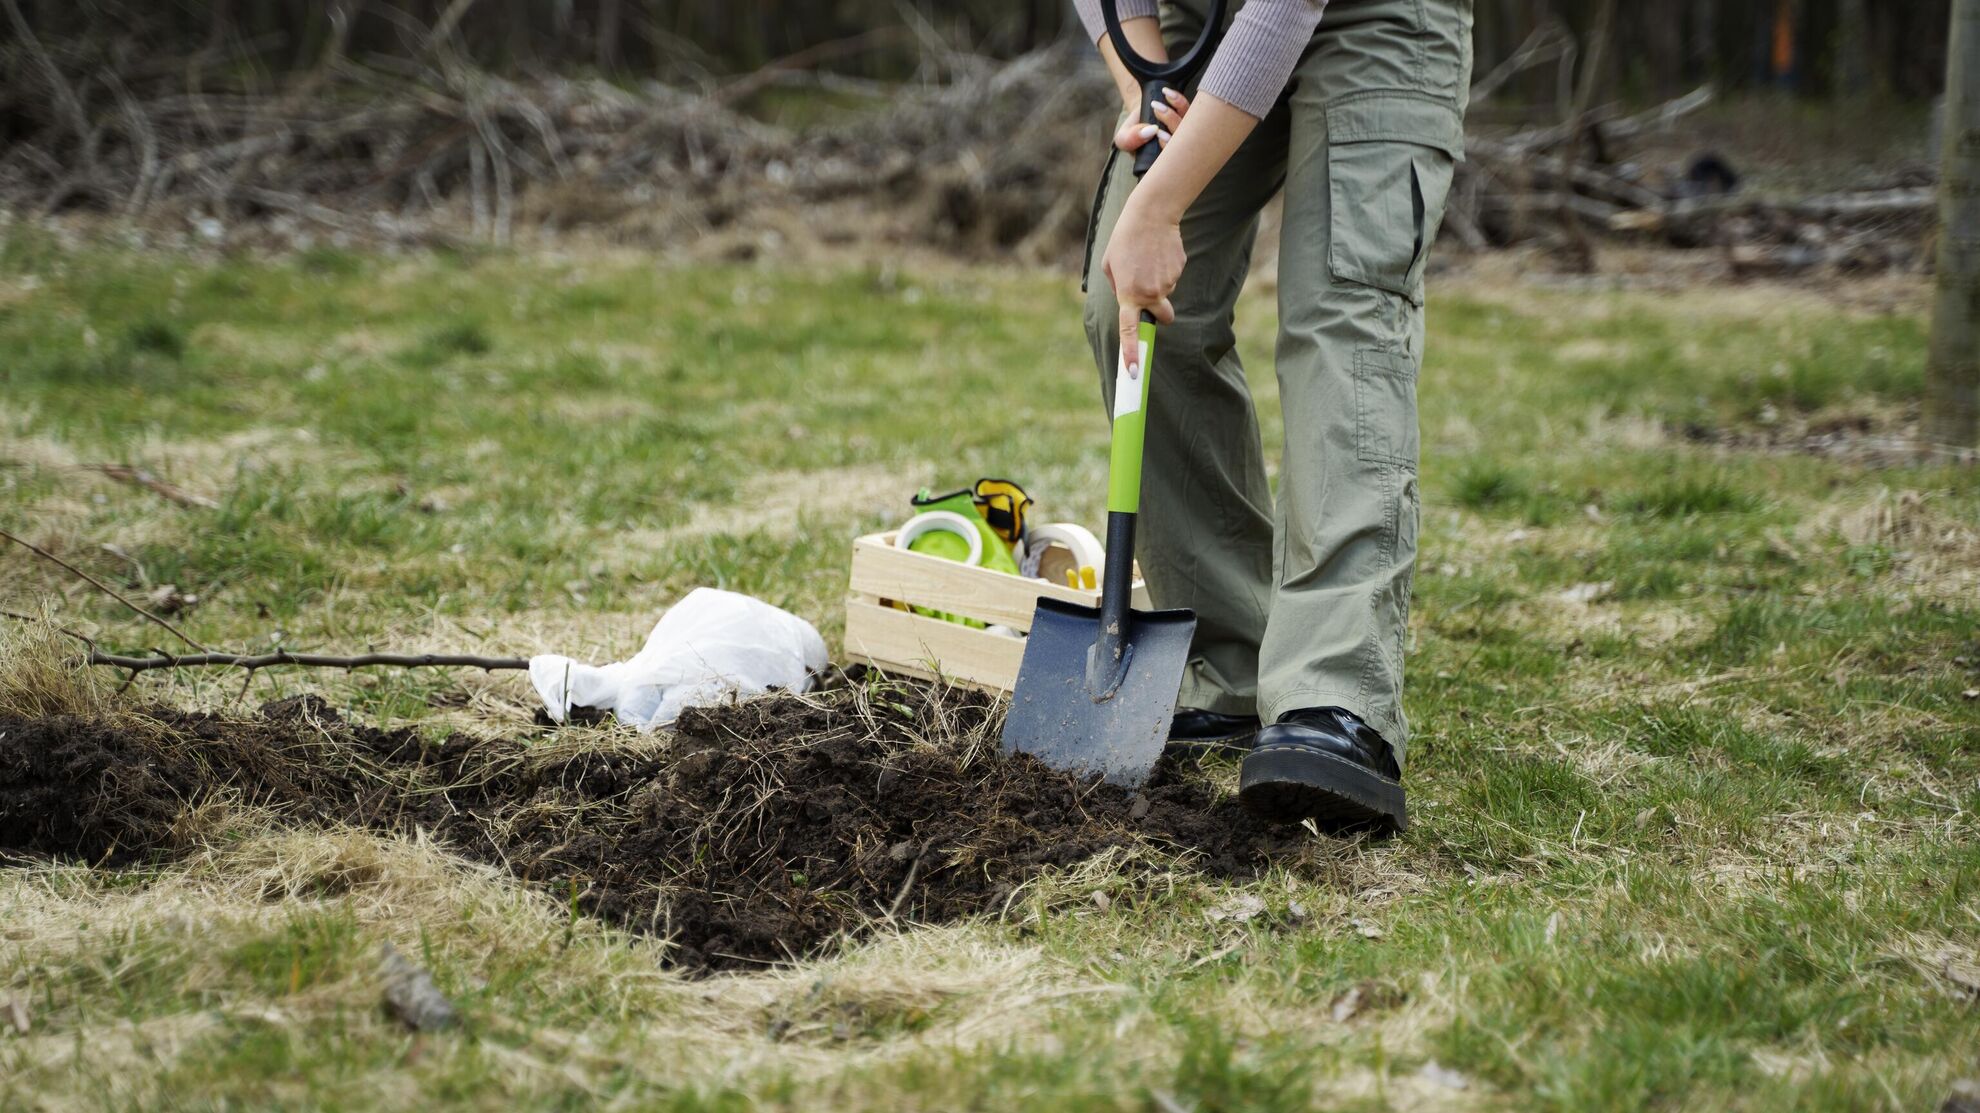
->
<box><xmin>1619</xmin><ymin>475</ymin><xmax>1761</xmax><ymax>518</ymax></box>
<box><xmin>408</xmin><ymin>319</ymin><xmax>493</xmax><ymax>365</ymax></box>
<box><xmin>0</xmin><ymin>613</ymin><xmax>112</xmax><ymax>719</ymax></box>
<box><xmin>1449</xmin><ymin>461</ymin><xmax>1527</xmax><ymax>510</ymax></box>
<box><xmin>125</xmin><ymin>318</ymin><xmax>187</xmax><ymax>360</ymax></box>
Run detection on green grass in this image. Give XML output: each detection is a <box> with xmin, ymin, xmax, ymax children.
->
<box><xmin>1</xmin><ymin>230</ymin><xmax>1976</xmax><ymax>1111</ymax></box>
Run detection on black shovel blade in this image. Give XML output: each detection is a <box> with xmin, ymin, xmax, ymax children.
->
<box><xmin>1001</xmin><ymin>596</ymin><xmax>1197</xmax><ymax>787</ymax></box>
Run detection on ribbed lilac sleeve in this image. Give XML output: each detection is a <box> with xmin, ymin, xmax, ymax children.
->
<box><xmin>1196</xmin><ymin>0</ymin><xmax>1326</xmax><ymax>118</ymax></box>
<box><xmin>1072</xmin><ymin>1</ymin><xmax>1324</xmax><ymax>120</ymax></box>
<box><xmin>1071</xmin><ymin>0</ymin><xmax>1158</xmax><ymax>43</ymax></box>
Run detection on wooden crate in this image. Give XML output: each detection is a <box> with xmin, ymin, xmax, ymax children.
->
<box><xmin>843</xmin><ymin>531</ymin><xmax>1150</xmax><ymax>693</ymax></box>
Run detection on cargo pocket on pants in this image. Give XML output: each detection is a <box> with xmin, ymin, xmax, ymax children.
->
<box><xmin>1354</xmin><ymin>347</ymin><xmax>1420</xmax><ymax>470</ymax></box>
<box><xmin>1326</xmin><ymin>94</ymin><xmax>1463</xmax><ymax>304</ymax></box>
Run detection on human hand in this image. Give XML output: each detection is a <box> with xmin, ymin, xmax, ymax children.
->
<box><xmin>1101</xmin><ymin>196</ymin><xmax>1182</xmax><ymax>378</ymax></box>
<box><xmin>1112</xmin><ymin>115</ymin><xmax>1165</xmax><ymax>155</ymax></box>
<box><xmin>1111</xmin><ymin>86</ymin><xmax>1191</xmax><ymax>155</ymax></box>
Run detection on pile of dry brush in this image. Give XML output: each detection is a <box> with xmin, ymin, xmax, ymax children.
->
<box><xmin>1456</xmin><ymin>86</ymin><xmax>1938</xmax><ymax>275</ymax></box>
<box><xmin>0</xmin><ymin>1</ymin><xmax>1116</xmax><ymax>259</ymax></box>
<box><xmin>0</xmin><ymin>1</ymin><xmax>1942</xmax><ymax>271</ymax></box>
<box><xmin>1453</xmin><ymin>14</ymin><xmax>1939</xmax><ymax>274</ymax></box>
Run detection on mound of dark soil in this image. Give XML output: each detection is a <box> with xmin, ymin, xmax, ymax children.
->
<box><xmin>0</xmin><ymin>685</ymin><xmax>1305</xmax><ymax>970</ymax></box>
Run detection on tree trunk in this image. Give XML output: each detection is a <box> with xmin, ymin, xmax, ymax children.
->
<box><xmin>1928</xmin><ymin>0</ymin><xmax>1980</xmax><ymax>450</ymax></box>
<box><xmin>597</xmin><ymin>0</ymin><xmax>622</xmax><ymax>71</ymax></box>
<box><xmin>1837</xmin><ymin>0</ymin><xmax>1872</xmax><ymax>93</ymax></box>
<box><xmin>1689</xmin><ymin>0</ymin><xmax>1717</xmax><ymax>83</ymax></box>
<box><xmin>1644</xmin><ymin>3</ymin><xmax>1683</xmax><ymax>97</ymax></box>
<box><xmin>1555</xmin><ymin>0</ymin><xmax>1616</xmax><ymax>273</ymax></box>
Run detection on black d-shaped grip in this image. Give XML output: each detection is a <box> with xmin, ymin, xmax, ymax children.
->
<box><xmin>1133</xmin><ymin>78</ymin><xmax>1172</xmax><ymax>176</ymax></box>
<box><xmin>1100</xmin><ymin>0</ymin><xmax>1228</xmax><ymax>177</ymax></box>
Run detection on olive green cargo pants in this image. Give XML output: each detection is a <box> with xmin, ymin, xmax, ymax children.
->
<box><xmin>1082</xmin><ymin>0</ymin><xmax>1472</xmax><ymax>768</ymax></box>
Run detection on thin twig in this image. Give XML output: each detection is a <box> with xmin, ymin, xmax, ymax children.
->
<box><xmin>710</xmin><ymin>28</ymin><xmax>910</xmax><ymax>105</ymax></box>
<box><xmin>1469</xmin><ymin>20</ymin><xmax>1572</xmax><ymax>105</ymax></box>
<box><xmin>885</xmin><ymin>843</ymin><xmax>928</xmax><ymax>922</ymax></box>
<box><xmin>0</xmin><ymin>527</ymin><xmax>208</xmax><ymax>651</ymax></box>
<box><xmin>242</xmin><ymin>186</ymin><xmax>361</xmax><ymax>230</ymax></box>
<box><xmin>1503</xmin><ymin>84</ymin><xmax>1713</xmax><ymax>154</ymax></box>
<box><xmin>0</xmin><ymin>610</ymin><xmax>526</xmax><ymax>675</ymax></box>
<box><xmin>0</xmin><ymin>609</ymin><xmax>96</xmax><ymax>647</ymax></box>
<box><xmin>107</xmin><ymin>70</ymin><xmax>161</xmax><ymax>216</ymax></box>
<box><xmin>425</xmin><ymin>0</ymin><xmax>483</xmax><ymax>54</ymax></box>
<box><xmin>82</xmin><ymin>464</ymin><xmax>221</xmax><ymax>510</ymax></box>
<box><xmin>1466</xmin><ymin>136</ymin><xmax>1667</xmax><ymax>210</ymax></box>
<box><xmin>84</xmin><ymin>648</ymin><xmax>528</xmax><ymax>673</ymax></box>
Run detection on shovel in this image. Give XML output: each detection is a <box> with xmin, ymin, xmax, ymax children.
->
<box><xmin>1001</xmin><ymin>0</ymin><xmax>1225</xmax><ymax>786</ymax></box>
<box><xmin>1002</xmin><ymin>312</ymin><xmax>1197</xmax><ymax>786</ymax></box>
<box><xmin>1005</xmin><ymin>0</ymin><xmax>1219</xmax><ymax>784</ymax></box>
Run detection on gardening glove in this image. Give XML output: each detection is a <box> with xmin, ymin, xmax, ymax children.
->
<box><xmin>971</xmin><ymin>478</ymin><xmax>1033</xmax><ymax>552</ymax></box>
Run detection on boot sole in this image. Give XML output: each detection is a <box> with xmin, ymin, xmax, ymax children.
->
<box><xmin>1240</xmin><ymin>744</ymin><xmax>1408</xmax><ymax>834</ymax></box>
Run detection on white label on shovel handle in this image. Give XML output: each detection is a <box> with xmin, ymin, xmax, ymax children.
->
<box><xmin>1112</xmin><ymin>339</ymin><xmax>1149</xmax><ymax>420</ymax></box>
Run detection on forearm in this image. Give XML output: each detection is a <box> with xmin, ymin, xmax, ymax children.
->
<box><xmin>1100</xmin><ymin>25</ymin><xmax>1169</xmax><ymax>113</ymax></box>
<box><xmin>1071</xmin><ymin>0</ymin><xmax>1166</xmax><ymax>110</ymax></box>
<box><xmin>1095</xmin><ymin>17</ymin><xmax>1168</xmax><ymax>113</ymax></box>
<box><xmin>1123</xmin><ymin>92</ymin><xmax>1259</xmax><ymax>224</ymax></box>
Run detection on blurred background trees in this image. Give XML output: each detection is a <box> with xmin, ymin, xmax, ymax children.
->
<box><xmin>3</xmin><ymin>0</ymin><xmax>1953</xmax><ymax>102</ymax></box>
<box><xmin>0</xmin><ymin>0</ymin><xmax>1950</xmax><ymax>279</ymax></box>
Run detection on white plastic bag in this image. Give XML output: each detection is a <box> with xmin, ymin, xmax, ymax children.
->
<box><xmin>529</xmin><ymin>588</ymin><xmax>828</xmax><ymax>731</ymax></box>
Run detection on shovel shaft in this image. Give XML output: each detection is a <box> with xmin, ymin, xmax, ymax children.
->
<box><xmin>1107</xmin><ymin>317</ymin><xmax>1156</xmax><ymax>515</ymax></box>
<box><xmin>1092</xmin><ymin>314</ymin><xmax>1156</xmax><ymax>693</ymax></box>
<box><xmin>1093</xmin><ymin>510</ymin><xmax>1136</xmax><ymax>675</ymax></box>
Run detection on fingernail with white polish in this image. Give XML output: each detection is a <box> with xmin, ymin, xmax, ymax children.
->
<box><xmin>1139</xmin><ymin>125</ymin><xmax>1158</xmax><ymax>139</ymax></box>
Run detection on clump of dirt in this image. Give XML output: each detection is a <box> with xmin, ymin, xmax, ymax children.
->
<box><xmin>0</xmin><ymin>684</ymin><xmax>1305</xmax><ymax>970</ymax></box>
<box><xmin>0</xmin><ymin>713</ymin><xmax>200</xmax><ymax>863</ymax></box>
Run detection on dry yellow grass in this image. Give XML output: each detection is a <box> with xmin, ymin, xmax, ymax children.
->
<box><xmin>0</xmin><ymin>612</ymin><xmax>111</xmax><ymax>719</ymax></box>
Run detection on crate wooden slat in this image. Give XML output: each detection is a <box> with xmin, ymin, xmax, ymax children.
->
<box><xmin>842</xmin><ymin>531</ymin><xmax>1150</xmax><ymax>693</ymax></box>
<box><xmin>849</xmin><ymin>533</ymin><xmax>1149</xmax><ymax>631</ymax></box>
<box><xmin>843</xmin><ymin>598</ymin><xmax>1028</xmax><ymax>691</ymax></box>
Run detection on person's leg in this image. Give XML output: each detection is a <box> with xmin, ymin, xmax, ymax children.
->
<box><xmin>1081</xmin><ymin>2</ymin><xmax>1290</xmax><ymax>721</ymax></box>
<box><xmin>1245</xmin><ymin>0</ymin><xmax>1472</xmax><ymax>826</ymax></box>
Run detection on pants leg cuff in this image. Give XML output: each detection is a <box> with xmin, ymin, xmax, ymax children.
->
<box><xmin>1260</xmin><ymin>688</ymin><xmax>1407</xmax><ymax>770</ymax></box>
<box><xmin>1177</xmin><ymin>682</ymin><xmax>1257</xmax><ymax>718</ymax></box>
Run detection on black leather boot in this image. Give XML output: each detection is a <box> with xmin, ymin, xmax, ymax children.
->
<box><xmin>1166</xmin><ymin>709</ymin><xmax>1260</xmax><ymax>758</ymax></box>
<box><xmin>1239</xmin><ymin>707</ymin><xmax>1406</xmax><ymax>833</ymax></box>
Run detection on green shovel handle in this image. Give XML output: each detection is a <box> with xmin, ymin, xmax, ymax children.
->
<box><xmin>1107</xmin><ymin>314</ymin><xmax>1157</xmax><ymax>515</ymax></box>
